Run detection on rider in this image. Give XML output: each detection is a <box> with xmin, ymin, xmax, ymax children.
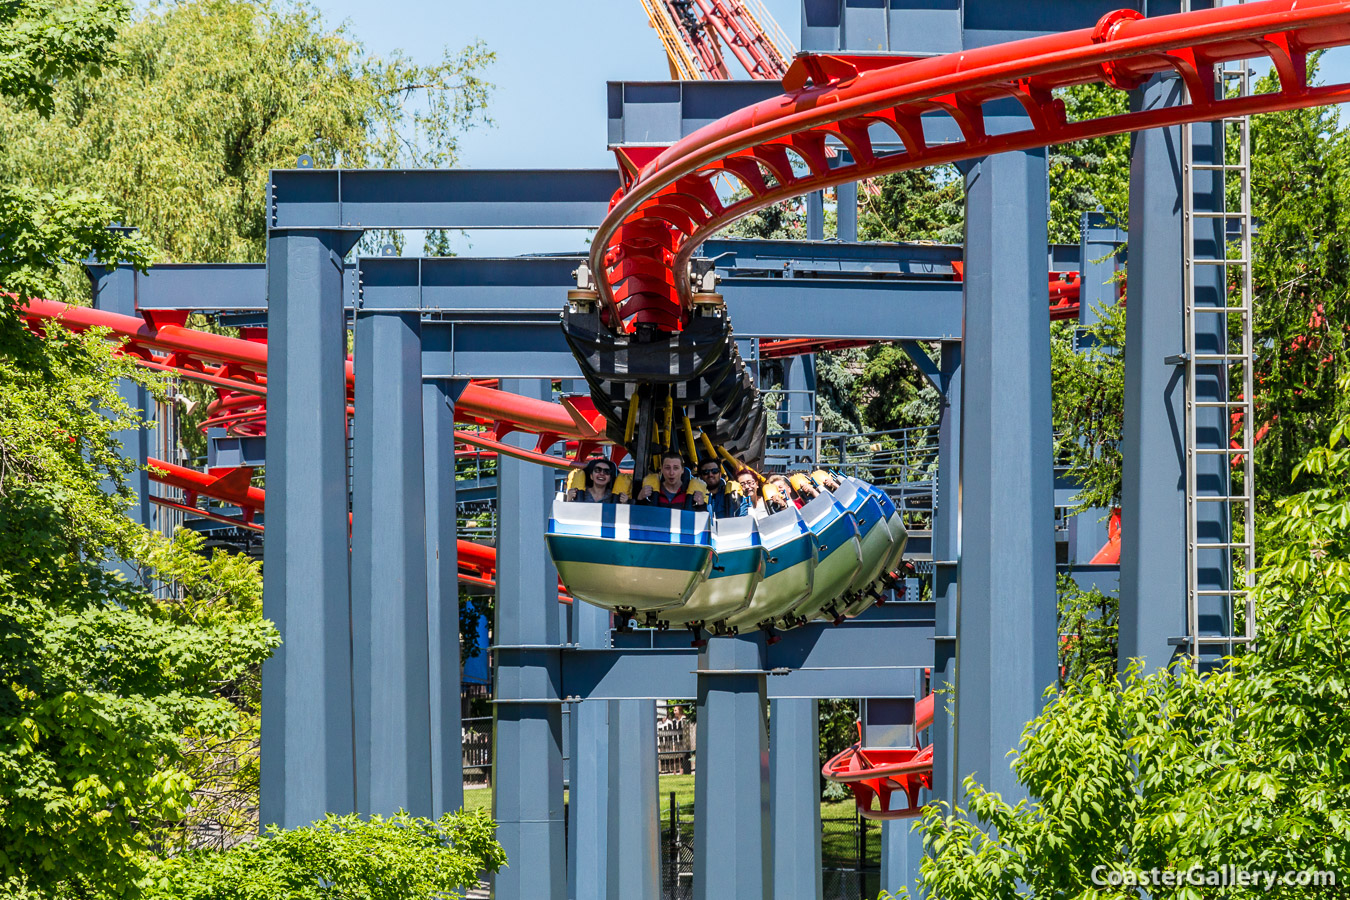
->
<box><xmin>637</xmin><ymin>451</ymin><xmax>707</xmax><ymax>510</ymax></box>
<box><xmin>699</xmin><ymin>457</ymin><xmax>746</xmax><ymax>518</ymax></box>
<box><xmin>566</xmin><ymin>458</ymin><xmax>625</xmax><ymax>504</ymax></box>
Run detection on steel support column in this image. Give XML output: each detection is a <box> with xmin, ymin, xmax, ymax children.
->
<box><xmin>693</xmin><ymin>636</ymin><xmax>770</xmax><ymax>900</ymax></box>
<box><xmin>261</xmin><ymin>228</ymin><xmax>360</xmax><ymax>828</ymax></box>
<box><xmin>955</xmin><ymin>150</ymin><xmax>1057</xmax><ymax>804</ymax></box>
<box><xmin>880</xmin><ymin>670</ymin><xmax>928</xmax><ymax>897</ymax></box>
<box><xmin>352</xmin><ymin>309</ymin><xmax>433</xmax><ymax>818</ymax></box>
<box><xmin>1072</xmin><ymin>214</ymin><xmax>1126</xmax><ymax>563</ymax></box>
<box><xmin>1119</xmin><ymin>74</ymin><xmax>1187</xmax><ymax>673</ymax></box>
<box><xmin>807</xmin><ymin>190</ymin><xmax>825</xmax><ymax>241</ymax></box>
<box><xmin>1190</xmin><ymin>117</ymin><xmax>1234</xmax><ymax>665</ymax></box>
<box><xmin>424</xmin><ymin>379</ymin><xmax>463</xmax><ymax>815</ymax></box>
<box><xmin>89</xmin><ymin>263</ymin><xmax>154</xmax><ymax>538</ymax></box>
<box><xmin>606</xmin><ymin>700</ymin><xmax>660</xmax><ymax>900</ymax></box>
<box><xmin>569</xmin><ymin>602</ymin><xmax>611</xmax><ymax>900</ymax></box>
<box><xmin>931</xmin><ymin>341</ymin><xmax>961</xmax><ymax>810</ymax></box>
<box><xmin>770</xmin><ymin>698</ymin><xmax>822</xmax><ymax>900</ymax></box>
<box><xmin>492</xmin><ymin>378</ymin><xmax>565</xmax><ymax>900</ymax></box>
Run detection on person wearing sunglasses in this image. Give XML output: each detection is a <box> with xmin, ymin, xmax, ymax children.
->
<box><xmin>566</xmin><ymin>457</ymin><xmax>625</xmax><ymax>504</ymax></box>
<box><xmin>698</xmin><ymin>458</ymin><xmax>746</xmax><ymax>518</ymax></box>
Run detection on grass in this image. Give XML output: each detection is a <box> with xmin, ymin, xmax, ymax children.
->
<box><xmin>462</xmin><ymin>771</ymin><xmax>877</xmax><ymax>866</ymax></box>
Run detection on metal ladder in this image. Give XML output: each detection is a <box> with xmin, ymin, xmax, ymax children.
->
<box><xmin>1180</xmin><ymin>0</ymin><xmax>1257</xmax><ymax>664</ymax></box>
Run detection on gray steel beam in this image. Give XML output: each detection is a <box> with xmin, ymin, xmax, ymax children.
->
<box><xmin>89</xmin><ymin>264</ymin><xmax>154</xmax><ymax>540</ymax></box>
<box><xmin>770</xmin><ymin>698</ymin><xmax>822</xmax><ymax>900</ymax></box>
<box><xmin>351</xmin><ymin>310</ymin><xmax>433</xmax><ymax>818</ymax></box>
<box><xmin>606</xmin><ymin>700</ymin><xmax>660</xmax><ymax>900</ymax></box>
<box><xmin>270</xmin><ymin>169</ymin><xmax>620</xmax><ymax>230</ymax></box>
<box><xmin>421</xmin><ymin>320</ymin><xmax>579</xmax><ymax>380</ymax></box>
<box><xmin>261</xmin><ymin>229</ymin><xmax>359</xmax><ymax>828</ymax></box>
<box><xmin>1119</xmin><ymin>75</ymin><xmax>1187</xmax><ymax>673</ymax></box>
<box><xmin>491</xmin><ymin>378</ymin><xmax>565</xmax><ymax>900</ymax></box>
<box><xmin>930</xmin><ymin>341</ymin><xmax>960</xmax><ymax>809</ymax></box>
<box><xmin>807</xmin><ymin>190</ymin><xmax>825</xmax><ymax>241</ymax></box>
<box><xmin>880</xmin><ymin>669</ymin><xmax>928</xmax><ymax>897</ymax></box>
<box><xmin>569</xmin><ymin>601</ymin><xmax>611</xmax><ymax>900</ymax></box>
<box><xmin>96</xmin><ymin>261</ymin><xmax>358</xmax><ymax>312</ymax></box>
<box><xmin>693</xmin><ymin>636</ymin><xmax>771</xmax><ymax>900</ymax></box>
<box><xmin>955</xmin><ymin>150</ymin><xmax>1057</xmax><ymax>805</ymax></box>
<box><xmin>424</xmin><ymin>379</ymin><xmax>463</xmax><ymax>816</ymax></box>
<box><xmin>608</xmin><ymin>81</ymin><xmax>782</xmax><ymax>145</ymax></box>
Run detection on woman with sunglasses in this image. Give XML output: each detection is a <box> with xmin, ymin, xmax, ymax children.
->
<box><xmin>567</xmin><ymin>458</ymin><xmax>625</xmax><ymax>504</ymax></box>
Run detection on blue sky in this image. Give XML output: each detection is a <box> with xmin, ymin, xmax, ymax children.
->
<box><xmin>308</xmin><ymin>0</ymin><xmax>1348</xmax><ymax>257</ymax></box>
<box><xmin>311</xmin><ymin>0</ymin><xmax>802</xmax><ymax>256</ymax></box>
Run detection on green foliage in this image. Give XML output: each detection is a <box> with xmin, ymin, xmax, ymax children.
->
<box><xmin>858</xmin><ymin>168</ymin><xmax>963</xmax><ymax>244</ymax></box>
<box><xmin>907</xmin><ymin>386</ymin><xmax>1350</xmax><ymax>898</ymax></box>
<box><xmin>142</xmin><ymin>810</ymin><xmax>506</xmax><ymax>900</ymax></box>
<box><xmin>1050</xmin><ymin>301</ymin><xmax>1126</xmax><ymax>511</ymax></box>
<box><xmin>0</xmin><ymin>0</ymin><xmax>494</xmax><ymax>264</ymax></box>
<box><xmin>851</xmin><ymin>344</ymin><xmax>941</xmax><ymax>434</ymax></box>
<box><xmin>1056</xmin><ymin>574</ymin><xmax>1118</xmax><ymax>684</ymax></box>
<box><xmin>1048</xmin><ymin>84</ymin><xmax>1132</xmax><ymax>242</ymax></box>
<box><xmin>0</xmin><ymin>0</ymin><xmax>127</xmax><ymax>116</ymax></box>
<box><xmin>0</xmin><ymin>328</ymin><xmax>279</xmax><ymax>894</ymax></box>
<box><xmin>1248</xmin><ymin>62</ymin><xmax>1350</xmax><ymax>503</ymax></box>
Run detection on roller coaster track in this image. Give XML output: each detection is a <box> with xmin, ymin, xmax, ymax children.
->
<box><xmin>142</xmin><ymin>455</ymin><xmax>571</xmax><ymax>600</ymax></box>
<box><xmin>595</xmin><ymin>0</ymin><xmax>1350</xmax><ymax>334</ymax></box>
<box><xmin>20</xmin><ymin>298</ymin><xmax>610</xmax><ymax>468</ymax></box>
<box><xmin>581</xmin><ymin>0</ymin><xmax>1350</xmax><ymax>814</ymax></box>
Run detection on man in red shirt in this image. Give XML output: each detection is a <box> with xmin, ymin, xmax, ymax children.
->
<box><xmin>637</xmin><ymin>451</ymin><xmax>707</xmax><ymax>510</ymax></box>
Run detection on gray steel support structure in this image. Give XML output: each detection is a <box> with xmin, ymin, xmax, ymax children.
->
<box><xmin>1072</xmin><ymin>214</ymin><xmax>1126</xmax><ymax>564</ymax></box>
<box><xmin>351</xmin><ymin>309</ymin><xmax>433</xmax><ymax>817</ymax></box>
<box><xmin>424</xmin><ymin>379</ymin><xmax>464</xmax><ymax>816</ymax></box>
<box><xmin>930</xmin><ymin>341</ymin><xmax>961</xmax><ymax>810</ymax></box>
<box><xmin>955</xmin><ymin>150</ymin><xmax>1057</xmax><ymax>803</ymax></box>
<box><xmin>770</xmin><ymin>698</ymin><xmax>823</xmax><ymax>900</ymax></box>
<box><xmin>492</xmin><ymin>378</ymin><xmax>566</xmax><ymax>900</ymax></box>
<box><xmin>89</xmin><ymin>263</ymin><xmax>155</xmax><ymax>541</ymax></box>
<box><xmin>693</xmin><ymin>636</ymin><xmax>771</xmax><ymax>900</ymax></box>
<box><xmin>606</xmin><ymin>700</ymin><xmax>660</xmax><ymax>900</ymax></box>
<box><xmin>569</xmin><ymin>601</ymin><xmax>611</xmax><ymax>900</ymax></box>
<box><xmin>261</xmin><ymin>228</ymin><xmax>360</xmax><ymax>828</ymax></box>
<box><xmin>1119</xmin><ymin>75</ymin><xmax>1188</xmax><ymax>673</ymax></box>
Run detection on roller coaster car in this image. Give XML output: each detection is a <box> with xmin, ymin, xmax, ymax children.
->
<box><xmin>789</xmin><ymin>491</ymin><xmax>863</xmax><ymax>623</ymax></box>
<box><xmin>723</xmin><ymin>506</ymin><xmax>818</xmax><ymax>633</ymax></box>
<box><xmin>822</xmin><ymin>694</ymin><xmax>934</xmax><ymax>821</ymax></box>
<box><xmin>646</xmin><ymin>515</ymin><xmax>765</xmax><ymax>629</ymax></box>
<box><xmin>546</xmin><ymin>499</ymin><xmax>713</xmax><ymax>613</ymax></box>
<box><xmin>824</xmin><ymin>479</ymin><xmax>894</xmax><ymax>620</ymax></box>
<box><xmin>840</xmin><ymin>478</ymin><xmax>909</xmax><ymax>616</ymax></box>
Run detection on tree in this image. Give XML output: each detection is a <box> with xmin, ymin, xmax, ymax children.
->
<box><xmin>140</xmin><ymin>811</ymin><xmax>505</xmax><ymax>900</ymax></box>
<box><xmin>0</xmin><ymin>0</ymin><xmax>494</xmax><ymax>266</ymax></box>
<box><xmin>1</xmin><ymin>1</ymin><xmax>282</xmax><ymax>894</ymax></box>
<box><xmin>0</xmin><ymin>326</ymin><xmax>279</xmax><ymax>897</ymax></box>
<box><xmin>894</xmin><ymin>379</ymin><xmax>1350</xmax><ymax>899</ymax></box>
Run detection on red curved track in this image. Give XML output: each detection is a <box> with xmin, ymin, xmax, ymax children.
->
<box><xmin>20</xmin><ymin>298</ymin><xmax>610</xmax><ymax>468</ymax></box>
<box><xmin>142</xmin><ymin>456</ymin><xmax>571</xmax><ymax>601</ymax></box>
<box><xmin>597</xmin><ymin>0</ymin><xmax>1350</xmax><ymax>332</ymax></box>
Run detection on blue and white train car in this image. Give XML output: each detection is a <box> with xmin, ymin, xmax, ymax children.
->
<box><xmin>547</xmin><ymin>499</ymin><xmax>713</xmax><ymax>613</ymax></box>
<box><xmin>655</xmin><ymin>515</ymin><xmax>765</xmax><ymax>628</ymax></box>
<box><xmin>791</xmin><ymin>491</ymin><xmax>863</xmax><ymax>622</ymax></box>
<box><xmin>724</xmin><ymin>506</ymin><xmax>817</xmax><ymax>632</ymax></box>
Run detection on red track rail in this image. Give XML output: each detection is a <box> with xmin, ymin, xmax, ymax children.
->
<box><xmin>22</xmin><ymin>298</ymin><xmax>609</xmax><ymax>467</ymax></box>
<box><xmin>144</xmin><ymin>457</ymin><xmax>571</xmax><ymax>600</ymax></box>
<box><xmin>596</xmin><ymin>0</ymin><xmax>1350</xmax><ymax>332</ymax></box>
